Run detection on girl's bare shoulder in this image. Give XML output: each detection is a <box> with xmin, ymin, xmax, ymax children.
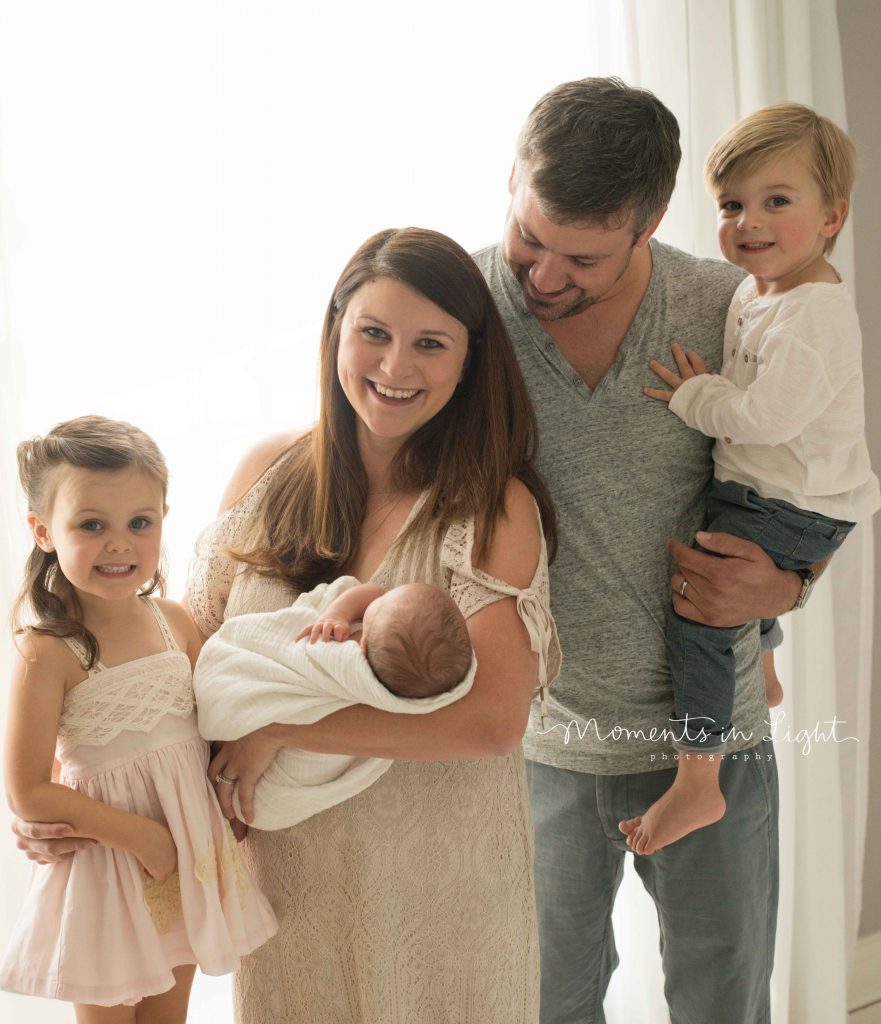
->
<box><xmin>11</xmin><ymin>630</ymin><xmax>85</xmax><ymax>690</ymax></box>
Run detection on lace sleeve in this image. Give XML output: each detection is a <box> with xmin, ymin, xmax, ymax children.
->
<box><xmin>185</xmin><ymin>471</ymin><xmax>275</xmax><ymax>637</ymax></box>
<box><xmin>440</xmin><ymin>506</ymin><xmax>561</xmax><ymax>728</ymax></box>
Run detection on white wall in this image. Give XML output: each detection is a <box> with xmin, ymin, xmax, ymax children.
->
<box><xmin>838</xmin><ymin>0</ymin><xmax>881</xmax><ymax>938</ymax></box>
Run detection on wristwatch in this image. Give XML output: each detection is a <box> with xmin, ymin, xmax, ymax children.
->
<box><xmin>792</xmin><ymin>568</ymin><xmax>817</xmax><ymax>610</ymax></box>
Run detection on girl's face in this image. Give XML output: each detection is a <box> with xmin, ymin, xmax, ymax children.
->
<box><xmin>336</xmin><ymin>277</ymin><xmax>470</xmax><ymax>451</ymax></box>
<box><xmin>29</xmin><ymin>467</ymin><xmax>165</xmax><ymax>603</ymax></box>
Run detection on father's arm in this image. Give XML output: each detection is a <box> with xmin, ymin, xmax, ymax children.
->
<box><xmin>669</xmin><ymin>530</ymin><xmax>818</xmax><ymax>626</ymax></box>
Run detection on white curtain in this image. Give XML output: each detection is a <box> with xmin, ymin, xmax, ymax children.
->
<box><xmin>0</xmin><ymin>3</ymin><xmax>869</xmax><ymax>1023</ymax></box>
<box><xmin>598</xmin><ymin>3</ymin><xmax>870</xmax><ymax>1023</ymax></box>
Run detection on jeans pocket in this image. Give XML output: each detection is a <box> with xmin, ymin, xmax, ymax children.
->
<box><xmin>790</xmin><ymin>519</ymin><xmax>853</xmax><ymax>561</ymax></box>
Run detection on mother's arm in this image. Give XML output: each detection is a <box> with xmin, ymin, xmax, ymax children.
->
<box><xmin>210</xmin><ymin>478</ymin><xmax>542</xmax><ymax>823</ymax></box>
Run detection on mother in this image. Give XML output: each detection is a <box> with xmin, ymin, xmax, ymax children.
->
<box><xmin>198</xmin><ymin>228</ymin><xmax>558</xmax><ymax>1021</ymax></box>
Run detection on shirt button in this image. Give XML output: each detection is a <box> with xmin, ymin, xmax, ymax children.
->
<box><xmin>731</xmin><ymin>348</ymin><xmax>736</xmax><ymax>355</ymax></box>
<box><xmin>744</xmin><ymin>353</ymin><xmax>749</xmax><ymax>362</ymax></box>
<box><xmin>723</xmin><ymin>436</ymin><xmax>732</xmax><ymax>444</ymax></box>
<box><xmin>737</xmin><ymin>316</ymin><xmax>743</xmax><ymax>326</ymax></box>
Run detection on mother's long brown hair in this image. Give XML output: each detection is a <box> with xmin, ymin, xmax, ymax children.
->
<box><xmin>237</xmin><ymin>227</ymin><xmax>555</xmax><ymax>592</ymax></box>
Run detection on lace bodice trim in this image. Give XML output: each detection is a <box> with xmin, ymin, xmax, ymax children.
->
<box><xmin>58</xmin><ymin>600</ymin><xmax>194</xmax><ymax>749</ymax></box>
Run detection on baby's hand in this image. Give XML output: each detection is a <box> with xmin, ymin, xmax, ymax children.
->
<box><xmin>645</xmin><ymin>343</ymin><xmax>709</xmax><ymax>402</ymax></box>
<box><xmin>295</xmin><ymin>619</ymin><xmax>353</xmax><ymax>644</ymax></box>
<box><xmin>136</xmin><ymin>820</ymin><xmax>177</xmax><ymax>882</ymax></box>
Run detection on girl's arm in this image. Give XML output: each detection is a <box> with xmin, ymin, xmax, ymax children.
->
<box><xmin>211</xmin><ymin>478</ymin><xmax>542</xmax><ymax>823</ymax></box>
<box><xmin>5</xmin><ymin>636</ymin><xmax>177</xmax><ymax>881</ymax></box>
<box><xmin>295</xmin><ymin>583</ymin><xmax>388</xmax><ymax>643</ymax></box>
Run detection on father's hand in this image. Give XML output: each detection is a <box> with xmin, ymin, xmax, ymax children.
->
<box><xmin>669</xmin><ymin>531</ymin><xmax>802</xmax><ymax>627</ymax></box>
<box><xmin>11</xmin><ymin>818</ymin><xmax>96</xmax><ymax>864</ymax></box>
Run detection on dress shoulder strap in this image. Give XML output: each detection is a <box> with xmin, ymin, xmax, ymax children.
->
<box><xmin>143</xmin><ymin>598</ymin><xmax>180</xmax><ymax>652</ymax></box>
<box><xmin>61</xmin><ymin>636</ymin><xmax>105</xmax><ymax>675</ymax></box>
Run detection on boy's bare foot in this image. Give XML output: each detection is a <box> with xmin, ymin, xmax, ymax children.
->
<box><xmin>763</xmin><ymin>650</ymin><xmax>784</xmax><ymax>708</ymax></box>
<box><xmin>618</xmin><ymin>754</ymin><xmax>725</xmax><ymax>855</ymax></box>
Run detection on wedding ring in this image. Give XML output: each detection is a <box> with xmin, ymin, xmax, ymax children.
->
<box><xmin>678</xmin><ymin>579</ymin><xmax>688</xmax><ymax>597</ymax></box>
<box><xmin>215</xmin><ymin>772</ymin><xmax>237</xmax><ymax>785</ymax></box>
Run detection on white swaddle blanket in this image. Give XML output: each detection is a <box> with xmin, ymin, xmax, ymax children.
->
<box><xmin>194</xmin><ymin>577</ymin><xmax>476</xmax><ymax>830</ymax></box>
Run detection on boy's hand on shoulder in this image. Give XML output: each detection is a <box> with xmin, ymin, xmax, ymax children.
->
<box><xmin>645</xmin><ymin>342</ymin><xmax>709</xmax><ymax>403</ymax></box>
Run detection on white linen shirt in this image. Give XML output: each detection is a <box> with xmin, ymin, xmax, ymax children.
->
<box><xmin>669</xmin><ymin>277</ymin><xmax>880</xmax><ymax>521</ymax></box>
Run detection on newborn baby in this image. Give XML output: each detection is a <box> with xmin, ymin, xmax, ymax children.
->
<box><xmin>296</xmin><ymin>580</ymin><xmax>472</xmax><ymax>697</ymax></box>
<box><xmin>194</xmin><ymin>577</ymin><xmax>476</xmax><ymax>830</ymax></box>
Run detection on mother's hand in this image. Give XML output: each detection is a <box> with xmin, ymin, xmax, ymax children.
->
<box><xmin>208</xmin><ymin>728</ymin><xmax>285</xmax><ymax>826</ymax></box>
<box><xmin>10</xmin><ymin>818</ymin><xmax>96</xmax><ymax>864</ymax></box>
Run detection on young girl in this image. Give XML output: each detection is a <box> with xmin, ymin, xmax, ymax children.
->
<box><xmin>0</xmin><ymin>416</ymin><xmax>277</xmax><ymax>1022</ymax></box>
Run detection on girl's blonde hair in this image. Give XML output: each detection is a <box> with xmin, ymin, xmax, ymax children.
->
<box><xmin>13</xmin><ymin>415</ymin><xmax>169</xmax><ymax>668</ymax></box>
<box><xmin>704</xmin><ymin>102</ymin><xmax>857</xmax><ymax>253</ymax></box>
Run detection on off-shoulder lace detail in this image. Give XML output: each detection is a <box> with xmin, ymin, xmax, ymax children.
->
<box><xmin>439</xmin><ymin>504</ymin><xmax>561</xmax><ymax>727</ymax></box>
<box><xmin>186</xmin><ymin>468</ymin><xmax>279</xmax><ymax>637</ymax></box>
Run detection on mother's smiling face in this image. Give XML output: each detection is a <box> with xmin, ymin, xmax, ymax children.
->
<box><xmin>336</xmin><ymin>276</ymin><xmax>469</xmax><ymax>449</ymax></box>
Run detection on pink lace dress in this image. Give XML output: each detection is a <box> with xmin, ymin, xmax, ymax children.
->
<box><xmin>0</xmin><ymin>599</ymin><xmax>277</xmax><ymax>1008</ymax></box>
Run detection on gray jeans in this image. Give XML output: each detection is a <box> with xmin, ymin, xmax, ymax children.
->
<box><xmin>527</xmin><ymin>741</ymin><xmax>779</xmax><ymax>1024</ymax></box>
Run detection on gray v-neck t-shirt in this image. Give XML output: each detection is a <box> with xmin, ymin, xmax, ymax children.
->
<box><xmin>476</xmin><ymin>240</ymin><xmax>768</xmax><ymax>774</ymax></box>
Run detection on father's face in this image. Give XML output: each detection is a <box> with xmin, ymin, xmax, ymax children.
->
<box><xmin>502</xmin><ymin>168</ymin><xmax>647</xmax><ymax>321</ymax></box>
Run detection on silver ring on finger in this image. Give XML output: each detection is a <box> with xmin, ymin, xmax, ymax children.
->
<box><xmin>215</xmin><ymin>772</ymin><xmax>237</xmax><ymax>785</ymax></box>
<box><xmin>678</xmin><ymin>579</ymin><xmax>689</xmax><ymax>597</ymax></box>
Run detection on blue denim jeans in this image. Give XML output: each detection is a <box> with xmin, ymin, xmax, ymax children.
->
<box><xmin>668</xmin><ymin>479</ymin><xmax>853</xmax><ymax>749</ymax></box>
<box><xmin>527</xmin><ymin>742</ymin><xmax>779</xmax><ymax>1024</ymax></box>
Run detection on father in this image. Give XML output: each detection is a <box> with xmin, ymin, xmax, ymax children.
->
<box><xmin>474</xmin><ymin>78</ymin><xmax>799</xmax><ymax>1024</ymax></box>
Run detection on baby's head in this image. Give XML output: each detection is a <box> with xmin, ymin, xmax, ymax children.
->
<box><xmin>704</xmin><ymin>102</ymin><xmax>856</xmax><ymax>254</ymax></box>
<box><xmin>361</xmin><ymin>583</ymin><xmax>472</xmax><ymax>699</ymax></box>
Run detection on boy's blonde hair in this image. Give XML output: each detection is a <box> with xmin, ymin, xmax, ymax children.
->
<box><xmin>704</xmin><ymin>102</ymin><xmax>857</xmax><ymax>253</ymax></box>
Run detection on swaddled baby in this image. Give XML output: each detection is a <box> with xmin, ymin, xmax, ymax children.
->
<box><xmin>194</xmin><ymin>578</ymin><xmax>476</xmax><ymax>829</ymax></box>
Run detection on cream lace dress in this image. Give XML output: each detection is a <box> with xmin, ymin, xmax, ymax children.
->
<box><xmin>187</xmin><ymin>471</ymin><xmax>561</xmax><ymax>1024</ymax></box>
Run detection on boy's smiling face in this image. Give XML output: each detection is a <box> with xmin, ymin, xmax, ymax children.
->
<box><xmin>713</xmin><ymin>146</ymin><xmax>847</xmax><ymax>295</ymax></box>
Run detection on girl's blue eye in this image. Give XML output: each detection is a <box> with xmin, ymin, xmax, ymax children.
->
<box><xmin>80</xmin><ymin>520</ymin><xmax>102</xmax><ymax>532</ymax></box>
<box><xmin>768</xmin><ymin>196</ymin><xmax>789</xmax><ymax>207</ymax></box>
<box><xmin>721</xmin><ymin>200</ymin><xmax>741</xmax><ymax>212</ymax></box>
<box><xmin>130</xmin><ymin>517</ymin><xmax>151</xmax><ymax>530</ymax></box>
